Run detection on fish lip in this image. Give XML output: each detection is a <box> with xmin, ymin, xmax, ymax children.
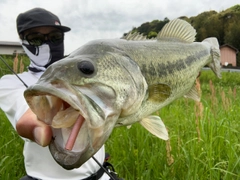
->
<box><xmin>24</xmin><ymin>81</ymin><xmax>106</xmax><ymax>122</ymax></box>
<box><xmin>24</xmin><ymin>83</ymin><xmax>83</xmax><ymax>113</ymax></box>
<box><xmin>24</xmin><ymin>82</ymin><xmax>103</xmax><ymax>122</ymax></box>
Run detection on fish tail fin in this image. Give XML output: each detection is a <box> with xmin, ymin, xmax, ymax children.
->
<box><xmin>202</xmin><ymin>37</ymin><xmax>222</xmax><ymax>78</ymax></box>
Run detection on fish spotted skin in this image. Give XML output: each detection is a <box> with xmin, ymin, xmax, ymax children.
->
<box><xmin>24</xmin><ymin>19</ymin><xmax>221</xmax><ymax>169</ymax></box>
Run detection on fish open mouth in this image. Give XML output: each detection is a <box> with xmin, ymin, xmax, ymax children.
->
<box><xmin>24</xmin><ymin>88</ymin><xmax>94</xmax><ymax>169</ymax></box>
<box><xmin>29</xmin><ymin>93</ymin><xmax>90</xmax><ymax>153</ymax></box>
<box><xmin>51</xmin><ymin>99</ymin><xmax>86</xmax><ymax>152</ymax></box>
<box><xmin>24</xmin><ymin>82</ymin><xmax>117</xmax><ymax>169</ymax></box>
<box><xmin>24</xmin><ymin>83</ymin><xmax>94</xmax><ymax>154</ymax></box>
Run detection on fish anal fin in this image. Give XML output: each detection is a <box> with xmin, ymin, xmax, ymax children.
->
<box><xmin>148</xmin><ymin>83</ymin><xmax>171</xmax><ymax>102</ymax></box>
<box><xmin>184</xmin><ymin>85</ymin><xmax>200</xmax><ymax>102</ymax></box>
<box><xmin>140</xmin><ymin>115</ymin><xmax>169</xmax><ymax>140</ymax></box>
<box><xmin>157</xmin><ymin>19</ymin><xmax>196</xmax><ymax>43</ymax></box>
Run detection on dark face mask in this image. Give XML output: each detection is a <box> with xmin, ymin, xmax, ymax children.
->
<box><xmin>22</xmin><ymin>41</ymin><xmax>64</xmax><ymax>72</ymax></box>
<box><xmin>45</xmin><ymin>42</ymin><xmax>64</xmax><ymax>68</ymax></box>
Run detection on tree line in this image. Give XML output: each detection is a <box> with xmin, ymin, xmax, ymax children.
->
<box><xmin>123</xmin><ymin>4</ymin><xmax>240</xmax><ymax>66</ymax></box>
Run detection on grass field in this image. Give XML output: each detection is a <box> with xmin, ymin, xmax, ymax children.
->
<box><xmin>0</xmin><ymin>70</ymin><xmax>240</xmax><ymax>179</ymax></box>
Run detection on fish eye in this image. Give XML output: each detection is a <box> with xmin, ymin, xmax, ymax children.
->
<box><xmin>77</xmin><ymin>60</ymin><xmax>96</xmax><ymax>77</ymax></box>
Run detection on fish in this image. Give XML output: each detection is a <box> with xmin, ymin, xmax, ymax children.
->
<box><xmin>24</xmin><ymin>19</ymin><xmax>221</xmax><ymax>170</ymax></box>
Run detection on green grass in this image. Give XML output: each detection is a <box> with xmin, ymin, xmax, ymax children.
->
<box><xmin>105</xmin><ymin>71</ymin><xmax>240</xmax><ymax>180</ymax></box>
<box><xmin>0</xmin><ymin>111</ymin><xmax>25</xmax><ymax>179</ymax></box>
<box><xmin>0</xmin><ymin>70</ymin><xmax>240</xmax><ymax>179</ymax></box>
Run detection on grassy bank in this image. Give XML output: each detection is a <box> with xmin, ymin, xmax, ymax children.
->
<box><xmin>0</xmin><ymin>71</ymin><xmax>240</xmax><ymax>179</ymax></box>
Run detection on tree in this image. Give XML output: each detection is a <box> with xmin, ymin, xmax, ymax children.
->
<box><xmin>138</xmin><ymin>22</ymin><xmax>151</xmax><ymax>35</ymax></box>
<box><xmin>224</xmin><ymin>21</ymin><xmax>240</xmax><ymax>50</ymax></box>
<box><xmin>204</xmin><ymin>15</ymin><xmax>224</xmax><ymax>45</ymax></box>
<box><xmin>148</xmin><ymin>31</ymin><xmax>157</xmax><ymax>39</ymax></box>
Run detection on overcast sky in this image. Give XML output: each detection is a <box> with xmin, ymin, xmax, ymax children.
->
<box><xmin>0</xmin><ymin>0</ymin><xmax>238</xmax><ymax>54</ymax></box>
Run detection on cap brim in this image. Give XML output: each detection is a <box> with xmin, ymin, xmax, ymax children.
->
<box><xmin>54</xmin><ymin>25</ymin><xmax>71</xmax><ymax>32</ymax></box>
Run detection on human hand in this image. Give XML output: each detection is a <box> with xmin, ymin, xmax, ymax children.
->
<box><xmin>16</xmin><ymin>108</ymin><xmax>52</xmax><ymax>146</ymax></box>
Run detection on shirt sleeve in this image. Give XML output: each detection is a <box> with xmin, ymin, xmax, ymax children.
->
<box><xmin>0</xmin><ymin>74</ymin><xmax>29</xmax><ymax>129</ymax></box>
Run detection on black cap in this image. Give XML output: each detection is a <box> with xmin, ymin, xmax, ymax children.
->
<box><xmin>16</xmin><ymin>8</ymin><xmax>71</xmax><ymax>34</ymax></box>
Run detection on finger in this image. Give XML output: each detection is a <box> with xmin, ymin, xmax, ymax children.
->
<box><xmin>16</xmin><ymin>108</ymin><xmax>52</xmax><ymax>146</ymax></box>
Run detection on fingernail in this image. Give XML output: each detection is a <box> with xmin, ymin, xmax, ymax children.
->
<box><xmin>33</xmin><ymin>127</ymin><xmax>45</xmax><ymax>146</ymax></box>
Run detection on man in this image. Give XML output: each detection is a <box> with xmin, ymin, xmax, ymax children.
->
<box><xmin>0</xmin><ymin>8</ymin><xmax>110</xmax><ymax>180</ymax></box>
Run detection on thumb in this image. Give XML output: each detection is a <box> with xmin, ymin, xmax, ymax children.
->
<box><xmin>33</xmin><ymin>121</ymin><xmax>53</xmax><ymax>146</ymax></box>
<box><xmin>16</xmin><ymin>108</ymin><xmax>52</xmax><ymax>147</ymax></box>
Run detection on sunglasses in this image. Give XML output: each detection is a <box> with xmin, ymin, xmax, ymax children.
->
<box><xmin>24</xmin><ymin>31</ymin><xmax>64</xmax><ymax>46</ymax></box>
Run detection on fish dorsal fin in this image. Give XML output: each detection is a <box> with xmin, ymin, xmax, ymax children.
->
<box><xmin>184</xmin><ymin>85</ymin><xmax>200</xmax><ymax>101</ymax></box>
<box><xmin>157</xmin><ymin>19</ymin><xmax>196</xmax><ymax>43</ymax></box>
<box><xmin>148</xmin><ymin>83</ymin><xmax>171</xmax><ymax>102</ymax></box>
<box><xmin>140</xmin><ymin>115</ymin><xmax>169</xmax><ymax>140</ymax></box>
<box><xmin>121</xmin><ymin>32</ymin><xmax>148</xmax><ymax>41</ymax></box>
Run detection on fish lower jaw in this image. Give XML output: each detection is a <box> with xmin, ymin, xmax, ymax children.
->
<box><xmin>49</xmin><ymin>138</ymin><xmax>91</xmax><ymax>170</ymax></box>
<box><xmin>49</xmin><ymin>119</ymin><xmax>93</xmax><ymax>169</ymax></box>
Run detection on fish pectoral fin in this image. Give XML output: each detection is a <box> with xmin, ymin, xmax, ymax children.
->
<box><xmin>157</xmin><ymin>19</ymin><xmax>196</xmax><ymax>43</ymax></box>
<box><xmin>140</xmin><ymin>115</ymin><xmax>169</xmax><ymax>140</ymax></box>
<box><xmin>184</xmin><ymin>85</ymin><xmax>200</xmax><ymax>102</ymax></box>
<box><xmin>148</xmin><ymin>83</ymin><xmax>171</xmax><ymax>102</ymax></box>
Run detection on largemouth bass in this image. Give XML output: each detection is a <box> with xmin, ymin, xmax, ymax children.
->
<box><xmin>24</xmin><ymin>19</ymin><xmax>221</xmax><ymax>170</ymax></box>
